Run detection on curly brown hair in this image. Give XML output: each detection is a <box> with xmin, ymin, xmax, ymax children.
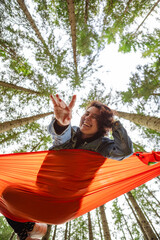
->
<box><xmin>86</xmin><ymin>101</ymin><xmax>114</xmax><ymax>136</ymax></box>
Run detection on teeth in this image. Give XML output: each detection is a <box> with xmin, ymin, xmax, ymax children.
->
<box><xmin>83</xmin><ymin>123</ymin><xmax>90</xmax><ymax>127</ymax></box>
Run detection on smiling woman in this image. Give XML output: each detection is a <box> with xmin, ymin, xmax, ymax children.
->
<box><xmin>80</xmin><ymin>101</ymin><xmax>114</xmax><ymax>138</ymax></box>
<box><xmin>5</xmin><ymin>94</ymin><xmax>133</xmax><ymax>240</ymax></box>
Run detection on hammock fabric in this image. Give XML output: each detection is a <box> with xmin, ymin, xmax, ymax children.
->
<box><xmin>0</xmin><ymin>149</ymin><xmax>159</xmax><ymax>224</ymax></box>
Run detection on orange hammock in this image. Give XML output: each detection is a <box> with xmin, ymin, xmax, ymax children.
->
<box><xmin>0</xmin><ymin>149</ymin><xmax>160</xmax><ymax>224</ymax></box>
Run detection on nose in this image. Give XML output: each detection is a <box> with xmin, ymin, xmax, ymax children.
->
<box><xmin>85</xmin><ymin>114</ymin><xmax>91</xmax><ymax>120</ymax></box>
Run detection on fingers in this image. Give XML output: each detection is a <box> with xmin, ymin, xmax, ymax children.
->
<box><xmin>50</xmin><ymin>95</ymin><xmax>57</xmax><ymax>106</ymax></box>
<box><xmin>50</xmin><ymin>94</ymin><xmax>76</xmax><ymax>109</ymax></box>
<box><xmin>68</xmin><ymin>95</ymin><xmax>76</xmax><ymax>109</ymax></box>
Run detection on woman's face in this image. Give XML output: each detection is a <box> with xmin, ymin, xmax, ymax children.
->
<box><xmin>79</xmin><ymin>106</ymin><xmax>100</xmax><ymax>139</ymax></box>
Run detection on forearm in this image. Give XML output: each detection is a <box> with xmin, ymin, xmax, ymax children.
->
<box><xmin>109</xmin><ymin>121</ymin><xmax>133</xmax><ymax>160</ymax></box>
<box><xmin>48</xmin><ymin>117</ymin><xmax>71</xmax><ymax>146</ymax></box>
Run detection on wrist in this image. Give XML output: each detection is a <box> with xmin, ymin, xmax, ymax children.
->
<box><xmin>56</xmin><ymin>120</ymin><xmax>69</xmax><ymax>127</ymax></box>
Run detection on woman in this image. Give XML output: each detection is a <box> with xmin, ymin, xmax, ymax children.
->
<box><xmin>48</xmin><ymin>94</ymin><xmax>133</xmax><ymax>160</ymax></box>
<box><xmin>6</xmin><ymin>94</ymin><xmax>133</xmax><ymax>240</ymax></box>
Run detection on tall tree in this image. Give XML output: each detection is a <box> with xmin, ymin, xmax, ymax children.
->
<box><xmin>115</xmin><ymin>110</ymin><xmax>160</xmax><ymax>132</ymax></box>
<box><xmin>42</xmin><ymin>224</ymin><xmax>52</xmax><ymax>240</ymax></box>
<box><xmin>99</xmin><ymin>205</ymin><xmax>111</xmax><ymax>240</ymax></box>
<box><xmin>126</xmin><ymin>191</ymin><xmax>158</xmax><ymax>240</ymax></box>
<box><xmin>0</xmin><ymin>112</ymin><xmax>53</xmax><ymax>133</ymax></box>
<box><xmin>52</xmin><ymin>225</ymin><xmax>57</xmax><ymax>240</ymax></box>
<box><xmin>87</xmin><ymin>212</ymin><xmax>94</xmax><ymax>240</ymax></box>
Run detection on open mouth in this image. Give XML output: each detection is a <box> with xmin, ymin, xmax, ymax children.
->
<box><xmin>83</xmin><ymin>122</ymin><xmax>91</xmax><ymax>127</ymax></box>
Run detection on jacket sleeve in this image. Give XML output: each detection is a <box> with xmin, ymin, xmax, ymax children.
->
<box><xmin>100</xmin><ymin>121</ymin><xmax>133</xmax><ymax>160</ymax></box>
<box><xmin>47</xmin><ymin>117</ymin><xmax>72</xmax><ymax>148</ymax></box>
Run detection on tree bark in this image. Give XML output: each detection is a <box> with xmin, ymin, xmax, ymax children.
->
<box><xmin>126</xmin><ymin>191</ymin><xmax>158</xmax><ymax>240</ymax></box>
<box><xmin>64</xmin><ymin>222</ymin><xmax>68</xmax><ymax>240</ymax></box>
<box><xmin>144</xmin><ymin>185</ymin><xmax>160</xmax><ymax>205</ymax></box>
<box><xmin>99</xmin><ymin>205</ymin><xmax>111</xmax><ymax>240</ymax></box>
<box><xmin>87</xmin><ymin>212</ymin><xmax>94</xmax><ymax>240</ymax></box>
<box><xmin>125</xmin><ymin>194</ymin><xmax>149</xmax><ymax>240</ymax></box>
<box><xmin>115</xmin><ymin>110</ymin><xmax>160</xmax><ymax>132</ymax></box>
<box><xmin>84</xmin><ymin>0</ymin><xmax>89</xmax><ymax>24</ymax></box>
<box><xmin>17</xmin><ymin>0</ymin><xmax>46</xmax><ymax>45</ymax></box>
<box><xmin>52</xmin><ymin>225</ymin><xmax>57</xmax><ymax>240</ymax></box>
<box><xmin>16</xmin><ymin>0</ymin><xmax>52</xmax><ymax>58</ymax></box>
<box><xmin>42</xmin><ymin>224</ymin><xmax>52</xmax><ymax>240</ymax></box>
<box><xmin>133</xmin><ymin>0</ymin><xmax>160</xmax><ymax>35</ymax></box>
<box><xmin>66</xmin><ymin>0</ymin><xmax>77</xmax><ymax>70</ymax></box>
<box><xmin>0</xmin><ymin>80</ymin><xmax>41</xmax><ymax>95</ymax></box>
<box><xmin>96</xmin><ymin>208</ymin><xmax>103</xmax><ymax>240</ymax></box>
<box><xmin>9</xmin><ymin>231</ymin><xmax>15</xmax><ymax>240</ymax></box>
<box><xmin>0</xmin><ymin>112</ymin><xmax>53</xmax><ymax>133</ymax></box>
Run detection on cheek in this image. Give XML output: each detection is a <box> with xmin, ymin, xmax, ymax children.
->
<box><xmin>80</xmin><ymin>116</ymin><xmax>84</xmax><ymax>126</ymax></box>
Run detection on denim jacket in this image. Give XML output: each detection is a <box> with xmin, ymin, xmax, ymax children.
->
<box><xmin>48</xmin><ymin>118</ymin><xmax>133</xmax><ymax>160</ymax></box>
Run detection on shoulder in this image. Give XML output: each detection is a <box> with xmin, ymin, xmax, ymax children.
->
<box><xmin>101</xmin><ymin>136</ymin><xmax>114</xmax><ymax>144</ymax></box>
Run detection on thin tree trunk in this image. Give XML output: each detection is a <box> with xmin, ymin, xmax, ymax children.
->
<box><xmin>144</xmin><ymin>185</ymin><xmax>160</xmax><ymax>205</ymax></box>
<box><xmin>9</xmin><ymin>231</ymin><xmax>15</xmax><ymax>240</ymax></box>
<box><xmin>134</xmin><ymin>0</ymin><xmax>160</xmax><ymax>35</ymax></box>
<box><xmin>87</xmin><ymin>212</ymin><xmax>94</xmax><ymax>240</ymax></box>
<box><xmin>96</xmin><ymin>208</ymin><xmax>103</xmax><ymax>240</ymax></box>
<box><xmin>52</xmin><ymin>225</ymin><xmax>57</xmax><ymax>240</ymax></box>
<box><xmin>17</xmin><ymin>0</ymin><xmax>46</xmax><ymax>45</ymax></box>
<box><xmin>99</xmin><ymin>205</ymin><xmax>111</xmax><ymax>240</ymax></box>
<box><xmin>124</xmin><ymin>194</ymin><xmax>149</xmax><ymax>240</ymax></box>
<box><xmin>115</xmin><ymin>110</ymin><xmax>160</xmax><ymax>132</ymax></box>
<box><xmin>0</xmin><ymin>80</ymin><xmax>41</xmax><ymax>95</ymax></box>
<box><xmin>66</xmin><ymin>0</ymin><xmax>77</xmax><ymax>70</ymax></box>
<box><xmin>140</xmin><ymin>203</ymin><xmax>160</xmax><ymax>240</ymax></box>
<box><xmin>84</xmin><ymin>0</ymin><xmax>89</xmax><ymax>24</ymax></box>
<box><xmin>127</xmin><ymin>191</ymin><xmax>158</xmax><ymax>240</ymax></box>
<box><xmin>68</xmin><ymin>221</ymin><xmax>71</xmax><ymax>240</ymax></box>
<box><xmin>16</xmin><ymin>0</ymin><xmax>52</xmax><ymax>58</ymax></box>
<box><xmin>122</xmin><ymin>213</ymin><xmax>134</xmax><ymax>240</ymax></box>
<box><xmin>64</xmin><ymin>222</ymin><xmax>68</xmax><ymax>240</ymax></box>
<box><xmin>42</xmin><ymin>225</ymin><xmax>52</xmax><ymax>240</ymax></box>
<box><xmin>142</xmin><ymin>195</ymin><xmax>160</xmax><ymax>218</ymax></box>
<box><xmin>152</xmin><ymin>93</ymin><xmax>160</xmax><ymax>96</ymax></box>
<box><xmin>0</xmin><ymin>112</ymin><xmax>53</xmax><ymax>133</ymax></box>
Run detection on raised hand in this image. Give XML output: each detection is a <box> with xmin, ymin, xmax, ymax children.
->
<box><xmin>50</xmin><ymin>94</ymin><xmax>76</xmax><ymax>126</ymax></box>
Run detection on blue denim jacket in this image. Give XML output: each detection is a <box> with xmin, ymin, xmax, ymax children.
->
<box><xmin>48</xmin><ymin>118</ymin><xmax>133</xmax><ymax>160</ymax></box>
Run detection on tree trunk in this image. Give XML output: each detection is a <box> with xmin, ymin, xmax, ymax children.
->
<box><xmin>66</xmin><ymin>0</ymin><xmax>77</xmax><ymax>70</ymax></box>
<box><xmin>84</xmin><ymin>0</ymin><xmax>89</xmax><ymax>23</ymax></box>
<box><xmin>9</xmin><ymin>231</ymin><xmax>15</xmax><ymax>240</ymax></box>
<box><xmin>141</xmin><ymin>203</ymin><xmax>160</xmax><ymax>240</ymax></box>
<box><xmin>0</xmin><ymin>80</ymin><xmax>41</xmax><ymax>95</ymax></box>
<box><xmin>144</xmin><ymin>185</ymin><xmax>160</xmax><ymax>205</ymax></box>
<box><xmin>96</xmin><ymin>208</ymin><xmax>103</xmax><ymax>240</ymax></box>
<box><xmin>17</xmin><ymin>0</ymin><xmax>46</xmax><ymax>45</ymax></box>
<box><xmin>64</xmin><ymin>222</ymin><xmax>68</xmax><ymax>240</ymax></box>
<box><xmin>124</xmin><ymin>194</ymin><xmax>149</xmax><ymax>240</ymax></box>
<box><xmin>52</xmin><ymin>225</ymin><xmax>57</xmax><ymax>240</ymax></box>
<box><xmin>134</xmin><ymin>0</ymin><xmax>160</xmax><ymax>35</ymax></box>
<box><xmin>42</xmin><ymin>224</ymin><xmax>52</xmax><ymax>240</ymax></box>
<box><xmin>16</xmin><ymin>0</ymin><xmax>53</xmax><ymax>59</ymax></box>
<box><xmin>0</xmin><ymin>112</ymin><xmax>53</xmax><ymax>133</ymax></box>
<box><xmin>115</xmin><ymin>110</ymin><xmax>160</xmax><ymax>132</ymax></box>
<box><xmin>99</xmin><ymin>205</ymin><xmax>111</xmax><ymax>240</ymax></box>
<box><xmin>126</xmin><ymin>191</ymin><xmax>158</xmax><ymax>240</ymax></box>
<box><xmin>68</xmin><ymin>221</ymin><xmax>71</xmax><ymax>240</ymax></box>
<box><xmin>122</xmin><ymin>213</ymin><xmax>134</xmax><ymax>240</ymax></box>
<box><xmin>87</xmin><ymin>212</ymin><xmax>94</xmax><ymax>240</ymax></box>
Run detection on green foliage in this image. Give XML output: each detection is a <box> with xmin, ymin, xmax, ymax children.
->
<box><xmin>120</xmin><ymin>64</ymin><xmax>160</xmax><ymax>115</ymax></box>
<box><xmin>0</xmin><ymin>216</ymin><xmax>16</xmax><ymax>240</ymax></box>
